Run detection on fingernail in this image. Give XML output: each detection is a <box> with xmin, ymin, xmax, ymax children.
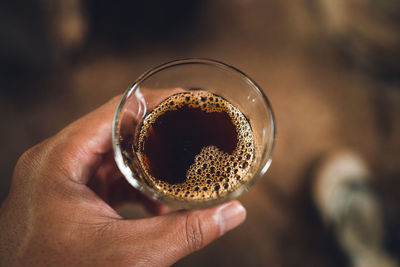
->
<box><xmin>216</xmin><ymin>201</ymin><xmax>246</xmax><ymax>236</ymax></box>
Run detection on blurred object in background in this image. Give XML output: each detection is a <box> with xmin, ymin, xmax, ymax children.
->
<box><xmin>313</xmin><ymin>150</ymin><xmax>398</xmax><ymax>267</ymax></box>
<box><xmin>43</xmin><ymin>0</ymin><xmax>87</xmax><ymax>52</ymax></box>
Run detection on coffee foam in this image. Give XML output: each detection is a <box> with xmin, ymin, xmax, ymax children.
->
<box><xmin>136</xmin><ymin>90</ymin><xmax>254</xmax><ymax>201</ymax></box>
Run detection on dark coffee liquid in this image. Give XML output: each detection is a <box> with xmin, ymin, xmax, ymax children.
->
<box><xmin>140</xmin><ymin>105</ymin><xmax>238</xmax><ymax>184</ymax></box>
<box><xmin>136</xmin><ymin>91</ymin><xmax>254</xmax><ymax>201</ymax></box>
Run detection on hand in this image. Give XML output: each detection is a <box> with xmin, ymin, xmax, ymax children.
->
<box><xmin>0</xmin><ymin>96</ymin><xmax>246</xmax><ymax>266</ymax></box>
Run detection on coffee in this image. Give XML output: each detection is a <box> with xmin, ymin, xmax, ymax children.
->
<box><xmin>135</xmin><ymin>91</ymin><xmax>254</xmax><ymax>201</ymax></box>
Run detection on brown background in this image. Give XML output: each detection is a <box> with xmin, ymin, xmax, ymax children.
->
<box><xmin>1</xmin><ymin>0</ymin><xmax>399</xmax><ymax>266</ymax></box>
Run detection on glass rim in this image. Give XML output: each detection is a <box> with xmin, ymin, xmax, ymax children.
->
<box><xmin>112</xmin><ymin>58</ymin><xmax>276</xmax><ymax>209</ymax></box>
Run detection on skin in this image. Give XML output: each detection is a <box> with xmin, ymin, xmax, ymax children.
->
<box><xmin>0</xmin><ymin>96</ymin><xmax>246</xmax><ymax>266</ymax></box>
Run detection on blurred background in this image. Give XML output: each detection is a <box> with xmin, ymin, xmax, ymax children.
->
<box><xmin>1</xmin><ymin>0</ymin><xmax>399</xmax><ymax>266</ymax></box>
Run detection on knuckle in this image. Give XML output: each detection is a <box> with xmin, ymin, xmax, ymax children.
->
<box><xmin>184</xmin><ymin>213</ymin><xmax>204</xmax><ymax>252</ymax></box>
<box><xmin>13</xmin><ymin>139</ymin><xmax>52</xmax><ymax>185</ymax></box>
<box><xmin>15</xmin><ymin>144</ymin><xmax>42</xmax><ymax>172</ymax></box>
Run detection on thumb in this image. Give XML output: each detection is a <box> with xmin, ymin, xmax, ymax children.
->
<box><xmin>153</xmin><ymin>200</ymin><xmax>246</xmax><ymax>265</ymax></box>
<box><xmin>115</xmin><ymin>200</ymin><xmax>246</xmax><ymax>266</ymax></box>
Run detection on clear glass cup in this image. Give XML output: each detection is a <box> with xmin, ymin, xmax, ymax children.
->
<box><xmin>112</xmin><ymin>58</ymin><xmax>275</xmax><ymax>209</ymax></box>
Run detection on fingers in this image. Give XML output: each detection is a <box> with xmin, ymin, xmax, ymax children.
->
<box><xmin>115</xmin><ymin>201</ymin><xmax>246</xmax><ymax>266</ymax></box>
<box><xmin>88</xmin><ymin>155</ymin><xmax>170</xmax><ymax>215</ymax></box>
<box><xmin>89</xmin><ymin>174</ymin><xmax>170</xmax><ymax>215</ymax></box>
<box><xmin>46</xmin><ymin>95</ymin><xmax>122</xmax><ymax>184</ymax></box>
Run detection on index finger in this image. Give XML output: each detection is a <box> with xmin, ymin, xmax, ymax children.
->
<box><xmin>47</xmin><ymin>95</ymin><xmax>122</xmax><ymax>184</ymax></box>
